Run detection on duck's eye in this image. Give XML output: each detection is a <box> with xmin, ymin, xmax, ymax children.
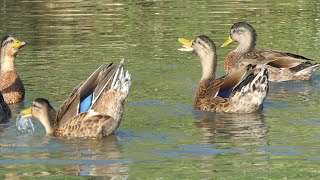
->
<box><xmin>231</xmin><ymin>29</ymin><xmax>236</xmax><ymax>34</ymax></box>
<box><xmin>237</xmin><ymin>30</ymin><xmax>244</xmax><ymax>34</ymax></box>
<box><xmin>197</xmin><ymin>40</ymin><xmax>204</xmax><ymax>47</ymax></box>
<box><xmin>32</xmin><ymin>104</ymin><xmax>40</xmax><ymax>109</ymax></box>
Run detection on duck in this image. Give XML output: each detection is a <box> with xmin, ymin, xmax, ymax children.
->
<box><xmin>221</xmin><ymin>22</ymin><xmax>320</xmax><ymax>82</ymax></box>
<box><xmin>178</xmin><ymin>35</ymin><xmax>269</xmax><ymax>113</ymax></box>
<box><xmin>0</xmin><ymin>92</ymin><xmax>11</xmax><ymax>123</ymax></box>
<box><xmin>21</xmin><ymin>60</ymin><xmax>131</xmax><ymax>139</ymax></box>
<box><xmin>0</xmin><ymin>35</ymin><xmax>26</xmax><ymax>104</ymax></box>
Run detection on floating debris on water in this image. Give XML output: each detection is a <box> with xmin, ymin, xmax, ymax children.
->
<box><xmin>16</xmin><ymin>114</ymin><xmax>34</xmax><ymax>134</ymax></box>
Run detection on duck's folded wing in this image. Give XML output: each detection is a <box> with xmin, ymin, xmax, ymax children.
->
<box><xmin>199</xmin><ymin>65</ymin><xmax>253</xmax><ymax>100</ymax></box>
<box><xmin>243</xmin><ymin>50</ymin><xmax>312</xmax><ymax>68</ymax></box>
<box><xmin>220</xmin><ymin>65</ymin><xmax>254</xmax><ymax>90</ymax></box>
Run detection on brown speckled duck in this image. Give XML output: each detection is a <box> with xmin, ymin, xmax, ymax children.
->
<box><xmin>0</xmin><ymin>35</ymin><xmax>26</xmax><ymax>104</ymax></box>
<box><xmin>178</xmin><ymin>35</ymin><xmax>269</xmax><ymax>113</ymax></box>
<box><xmin>0</xmin><ymin>92</ymin><xmax>11</xmax><ymax>123</ymax></box>
<box><xmin>21</xmin><ymin>60</ymin><xmax>131</xmax><ymax>139</ymax></box>
<box><xmin>221</xmin><ymin>22</ymin><xmax>320</xmax><ymax>82</ymax></box>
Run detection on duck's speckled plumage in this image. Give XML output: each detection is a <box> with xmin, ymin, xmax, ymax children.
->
<box><xmin>179</xmin><ymin>35</ymin><xmax>269</xmax><ymax>113</ymax></box>
<box><xmin>222</xmin><ymin>22</ymin><xmax>320</xmax><ymax>82</ymax></box>
<box><xmin>0</xmin><ymin>35</ymin><xmax>26</xmax><ymax>104</ymax></box>
<box><xmin>21</xmin><ymin>60</ymin><xmax>131</xmax><ymax>139</ymax></box>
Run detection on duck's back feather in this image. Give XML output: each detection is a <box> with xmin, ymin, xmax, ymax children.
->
<box><xmin>54</xmin><ymin>111</ymin><xmax>113</xmax><ymax>139</ymax></box>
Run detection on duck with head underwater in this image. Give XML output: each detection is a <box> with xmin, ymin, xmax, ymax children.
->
<box><xmin>221</xmin><ymin>22</ymin><xmax>320</xmax><ymax>82</ymax></box>
<box><xmin>21</xmin><ymin>59</ymin><xmax>131</xmax><ymax>139</ymax></box>
<box><xmin>0</xmin><ymin>35</ymin><xmax>27</xmax><ymax>104</ymax></box>
<box><xmin>178</xmin><ymin>35</ymin><xmax>269</xmax><ymax>113</ymax></box>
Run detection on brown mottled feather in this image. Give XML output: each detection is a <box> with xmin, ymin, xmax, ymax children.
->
<box><xmin>194</xmin><ymin>65</ymin><xmax>255</xmax><ymax>112</ymax></box>
<box><xmin>54</xmin><ymin>112</ymin><xmax>113</xmax><ymax>139</ymax></box>
<box><xmin>224</xmin><ymin>51</ymin><xmax>242</xmax><ymax>74</ymax></box>
<box><xmin>0</xmin><ymin>71</ymin><xmax>25</xmax><ymax>104</ymax></box>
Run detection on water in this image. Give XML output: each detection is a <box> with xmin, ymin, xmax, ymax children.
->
<box><xmin>16</xmin><ymin>115</ymin><xmax>35</xmax><ymax>134</ymax></box>
<box><xmin>0</xmin><ymin>0</ymin><xmax>320</xmax><ymax>179</ymax></box>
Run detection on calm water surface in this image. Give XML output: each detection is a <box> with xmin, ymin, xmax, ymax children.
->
<box><xmin>0</xmin><ymin>0</ymin><xmax>319</xmax><ymax>179</ymax></box>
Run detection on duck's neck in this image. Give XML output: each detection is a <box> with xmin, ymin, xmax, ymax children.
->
<box><xmin>0</xmin><ymin>50</ymin><xmax>15</xmax><ymax>72</ymax></box>
<box><xmin>200</xmin><ymin>52</ymin><xmax>217</xmax><ymax>81</ymax></box>
<box><xmin>42</xmin><ymin>110</ymin><xmax>57</xmax><ymax>136</ymax></box>
<box><xmin>234</xmin><ymin>34</ymin><xmax>255</xmax><ymax>54</ymax></box>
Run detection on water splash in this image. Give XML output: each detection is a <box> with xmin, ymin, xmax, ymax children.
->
<box><xmin>16</xmin><ymin>114</ymin><xmax>35</xmax><ymax>134</ymax></box>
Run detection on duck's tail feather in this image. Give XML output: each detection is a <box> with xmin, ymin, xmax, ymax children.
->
<box><xmin>111</xmin><ymin>59</ymin><xmax>131</xmax><ymax>93</ymax></box>
<box><xmin>292</xmin><ymin>63</ymin><xmax>320</xmax><ymax>80</ymax></box>
<box><xmin>91</xmin><ymin>63</ymin><xmax>119</xmax><ymax>102</ymax></box>
<box><xmin>230</xmin><ymin>67</ymin><xmax>269</xmax><ymax>113</ymax></box>
<box><xmin>90</xmin><ymin>59</ymin><xmax>130</xmax><ymax>107</ymax></box>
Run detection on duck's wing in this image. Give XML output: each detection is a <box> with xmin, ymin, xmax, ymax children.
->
<box><xmin>56</xmin><ymin>63</ymin><xmax>118</xmax><ymax>126</ymax></box>
<box><xmin>201</xmin><ymin>64</ymin><xmax>256</xmax><ymax>100</ymax></box>
<box><xmin>242</xmin><ymin>49</ymin><xmax>313</xmax><ymax>68</ymax></box>
<box><xmin>196</xmin><ymin>64</ymin><xmax>268</xmax><ymax>113</ymax></box>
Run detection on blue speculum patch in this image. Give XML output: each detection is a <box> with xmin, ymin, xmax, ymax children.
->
<box><xmin>79</xmin><ymin>94</ymin><xmax>93</xmax><ymax>113</ymax></box>
<box><xmin>217</xmin><ymin>88</ymin><xmax>233</xmax><ymax>98</ymax></box>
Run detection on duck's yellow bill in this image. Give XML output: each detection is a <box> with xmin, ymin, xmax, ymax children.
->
<box><xmin>14</xmin><ymin>40</ymin><xmax>27</xmax><ymax>49</ymax></box>
<box><xmin>21</xmin><ymin>107</ymin><xmax>32</xmax><ymax>115</ymax></box>
<box><xmin>178</xmin><ymin>38</ymin><xmax>194</xmax><ymax>47</ymax></box>
<box><xmin>221</xmin><ymin>36</ymin><xmax>234</xmax><ymax>47</ymax></box>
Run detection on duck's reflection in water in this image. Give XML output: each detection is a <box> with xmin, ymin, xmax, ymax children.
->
<box><xmin>2</xmin><ymin>101</ymin><xmax>130</xmax><ymax>179</ymax></box>
<box><xmin>4</xmin><ymin>135</ymin><xmax>130</xmax><ymax>179</ymax></box>
<box><xmin>195</xmin><ymin>111</ymin><xmax>268</xmax><ymax>145</ymax></box>
<box><xmin>194</xmin><ymin>111</ymin><xmax>270</xmax><ymax>172</ymax></box>
<box><xmin>70</xmin><ymin>135</ymin><xmax>129</xmax><ymax>178</ymax></box>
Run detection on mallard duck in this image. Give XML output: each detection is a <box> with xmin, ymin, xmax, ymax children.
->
<box><xmin>21</xmin><ymin>60</ymin><xmax>131</xmax><ymax>139</ymax></box>
<box><xmin>178</xmin><ymin>35</ymin><xmax>269</xmax><ymax>113</ymax></box>
<box><xmin>221</xmin><ymin>22</ymin><xmax>320</xmax><ymax>82</ymax></box>
<box><xmin>0</xmin><ymin>35</ymin><xmax>26</xmax><ymax>104</ymax></box>
<box><xmin>0</xmin><ymin>92</ymin><xmax>11</xmax><ymax>123</ymax></box>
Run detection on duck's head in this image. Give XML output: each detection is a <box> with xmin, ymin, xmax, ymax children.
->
<box><xmin>1</xmin><ymin>35</ymin><xmax>27</xmax><ymax>57</ymax></box>
<box><xmin>178</xmin><ymin>35</ymin><xmax>216</xmax><ymax>66</ymax></box>
<box><xmin>178</xmin><ymin>35</ymin><xmax>218</xmax><ymax>80</ymax></box>
<box><xmin>221</xmin><ymin>22</ymin><xmax>256</xmax><ymax>51</ymax></box>
<box><xmin>21</xmin><ymin>98</ymin><xmax>56</xmax><ymax>134</ymax></box>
